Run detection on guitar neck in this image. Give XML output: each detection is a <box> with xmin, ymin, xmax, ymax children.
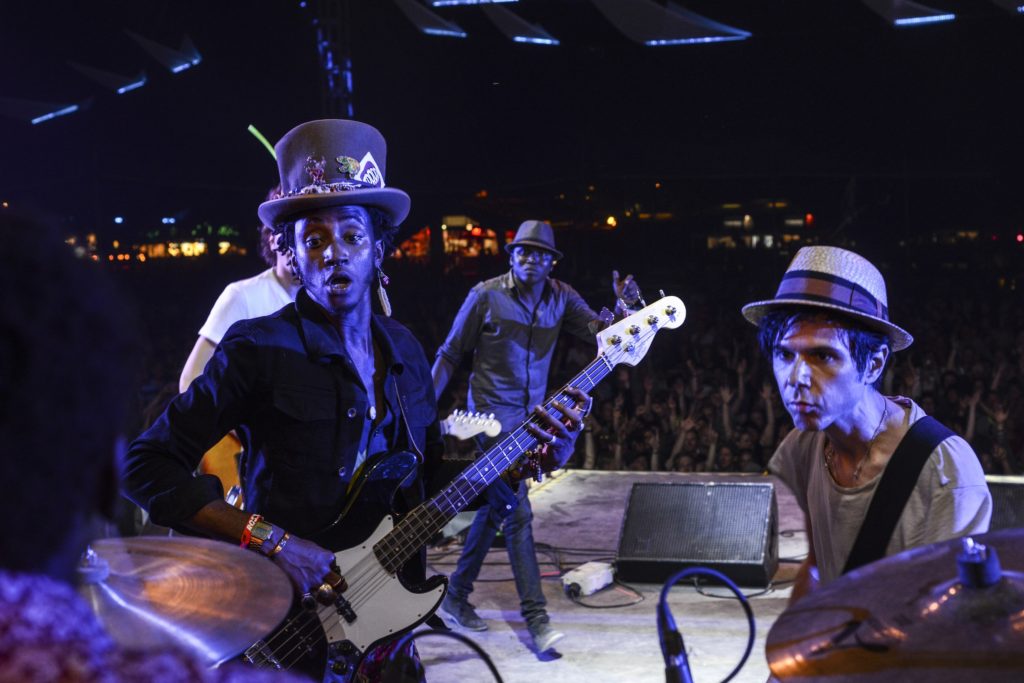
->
<box><xmin>373</xmin><ymin>354</ymin><xmax>614</xmax><ymax>572</ymax></box>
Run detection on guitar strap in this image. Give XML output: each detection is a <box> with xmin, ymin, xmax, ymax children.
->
<box><xmin>391</xmin><ymin>375</ymin><xmax>424</xmax><ymax>464</ymax></box>
<box><xmin>841</xmin><ymin>416</ymin><xmax>954</xmax><ymax>575</ymax></box>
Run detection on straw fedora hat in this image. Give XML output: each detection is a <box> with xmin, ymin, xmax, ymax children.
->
<box><xmin>741</xmin><ymin>246</ymin><xmax>913</xmax><ymax>351</ymax></box>
<box><xmin>257</xmin><ymin>119</ymin><xmax>410</xmax><ymax>228</ymax></box>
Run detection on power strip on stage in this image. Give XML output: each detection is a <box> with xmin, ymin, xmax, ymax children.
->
<box><xmin>562</xmin><ymin>561</ymin><xmax>615</xmax><ymax>597</ymax></box>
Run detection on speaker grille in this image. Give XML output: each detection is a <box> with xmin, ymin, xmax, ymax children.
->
<box><xmin>616</xmin><ymin>482</ymin><xmax>778</xmax><ymax>586</ymax></box>
<box><xmin>988</xmin><ymin>479</ymin><xmax>1024</xmax><ymax>531</ymax></box>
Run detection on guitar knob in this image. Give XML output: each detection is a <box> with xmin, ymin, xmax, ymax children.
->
<box><xmin>647</xmin><ymin>315</ymin><xmax>659</xmax><ymax>326</ymax></box>
<box><xmin>608</xmin><ymin>335</ymin><xmax>622</xmax><ymax>345</ymax></box>
<box><xmin>627</xmin><ymin>325</ymin><xmax>640</xmax><ymax>335</ymax></box>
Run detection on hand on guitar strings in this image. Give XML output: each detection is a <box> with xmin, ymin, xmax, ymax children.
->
<box><xmin>526</xmin><ymin>386</ymin><xmax>593</xmax><ymax>471</ymax></box>
<box><xmin>268</xmin><ymin>533</ymin><xmax>337</xmax><ymax>599</ymax></box>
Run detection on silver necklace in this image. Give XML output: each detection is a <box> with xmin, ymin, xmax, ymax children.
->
<box><xmin>824</xmin><ymin>398</ymin><xmax>890</xmax><ymax>484</ymax></box>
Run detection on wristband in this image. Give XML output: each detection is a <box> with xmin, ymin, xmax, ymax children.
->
<box><xmin>240</xmin><ymin>513</ymin><xmax>262</xmax><ymax>548</ymax></box>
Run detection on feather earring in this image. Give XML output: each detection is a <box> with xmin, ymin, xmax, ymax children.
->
<box><xmin>377</xmin><ymin>268</ymin><xmax>392</xmax><ymax>317</ymax></box>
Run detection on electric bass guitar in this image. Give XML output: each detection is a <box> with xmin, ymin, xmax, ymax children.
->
<box><xmin>241</xmin><ymin>296</ymin><xmax>686</xmax><ymax>680</ymax></box>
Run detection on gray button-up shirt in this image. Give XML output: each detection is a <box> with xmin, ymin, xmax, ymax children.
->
<box><xmin>437</xmin><ymin>271</ymin><xmax>599</xmax><ymax>431</ymax></box>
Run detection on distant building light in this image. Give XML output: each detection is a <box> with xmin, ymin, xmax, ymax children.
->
<box><xmin>138</xmin><ymin>253</ymin><xmax>147</xmax><ymax>262</ymax></box>
<box><xmin>114</xmin><ymin>216</ymin><xmax>124</xmax><ymax>224</ymax></box>
<box><xmin>894</xmin><ymin>14</ymin><xmax>955</xmax><ymax>26</ymax></box>
<box><xmin>654</xmin><ymin>182</ymin><xmax>662</xmax><ymax>189</ymax></box>
<box><xmin>513</xmin><ymin>36</ymin><xmax>559</xmax><ymax>45</ymax></box>
<box><xmin>31</xmin><ymin>104</ymin><xmax>79</xmax><ymax>125</ymax></box>
<box><xmin>722</xmin><ymin>203</ymin><xmax>742</xmax><ymax>209</ymax></box>
<box><xmin>117</xmin><ymin>78</ymin><xmax>147</xmax><ymax>95</ymax></box>
<box><xmin>441</xmin><ymin>224</ymin><xmax>448</xmax><ymax>231</ymax></box>
<box><xmin>218</xmin><ymin>241</ymin><xmax>231</xmax><ymax>255</ymax></box>
<box><xmin>161</xmin><ymin>217</ymin><xmax>176</xmax><ymax>224</ymax></box>
<box><xmin>1</xmin><ymin>201</ymin><xmax>8</xmax><ymax>209</ymax></box>
<box><xmin>805</xmin><ymin>213</ymin><xmax>814</xmax><ymax>227</ymax></box>
<box><xmin>645</xmin><ymin>36</ymin><xmax>747</xmax><ymax>46</ymax></box>
<box><xmin>784</xmin><ymin>218</ymin><xmax>805</xmax><ymax>227</ymax></box>
<box><xmin>723</xmin><ymin>218</ymin><xmax>743</xmax><ymax>228</ymax></box>
<box><xmin>743</xmin><ymin>214</ymin><xmax>753</xmax><ymax>228</ymax></box>
<box><xmin>606</xmin><ymin>216</ymin><xmax>617</xmax><ymax>228</ymax></box>
<box><xmin>1017</xmin><ymin>233</ymin><xmax>1023</xmax><ymax>243</ymax></box>
<box><xmin>112</xmin><ymin>240</ymin><xmax>120</xmax><ymax>249</ymax></box>
<box><xmin>423</xmin><ymin>27</ymin><xmax>468</xmax><ymax>38</ymax></box>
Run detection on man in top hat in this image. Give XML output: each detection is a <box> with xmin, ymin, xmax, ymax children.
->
<box><xmin>432</xmin><ymin>220</ymin><xmax>631</xmax><ymax>653</ymax></box>
<box><xmin>122</xmin><ymin>121</ymin><xmax>587</xmax><ymax>680</ymax></box>
<box><xmin>742</xmin><ymin>245</ymin><xmax>991</xmax><ymax>603</ymax></box>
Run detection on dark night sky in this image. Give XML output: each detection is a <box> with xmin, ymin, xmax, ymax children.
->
<box><xmin>2</xmin><ymin>0</ymin><xmax>1022</xmax><ymax>240</ymax></box>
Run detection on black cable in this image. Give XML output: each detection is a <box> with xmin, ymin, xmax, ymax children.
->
<box><xmin>387</xmin><ymin>629</ymin><xmax>503</xmax><ymax>683</ymax></box>
<box><xmin>692</xmin><ymin>578</ymin><xmax>776</xmax><ymax>600</ymax></box>
<box><xmin>658</xmin><ymin>568</ymin><xmax>755</xmax><ymax>683</ymax></box>
<box><xmin>566</xmin><ymin>578</ymin><xmax>645</xmax><ymax>609</ymax></box>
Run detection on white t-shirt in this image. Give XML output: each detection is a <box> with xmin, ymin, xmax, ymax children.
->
<box><xmin>769</xmin><ymin>397</ymin><xmax>992</xmax><ymax>585</ymax></box>
<box><xmin>197</xmin><ymin>268</ymin><xmax>293</xmax><ymax>344</ymax></box>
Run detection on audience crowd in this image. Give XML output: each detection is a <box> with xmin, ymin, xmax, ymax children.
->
<box><xmin>115</xmin><ymin>229</ymin><xmax>1024</xmax><ymax>479</ymax></box>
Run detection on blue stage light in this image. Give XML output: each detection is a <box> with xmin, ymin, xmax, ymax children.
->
<box><xmin>31</xmin><ymin>105</ymin><xmax>79</xmax><ymax>125</ymax></box>
<box><xmin>116</xmin><ymin>79</ymin><xmax>147</xmax><ymax>95</ymax></box>
<box><xmin>894</xmin><ymin>13</ymin><xmax>955</xmax><ymax>26</ymax></box>
<box><xmin>423</xmin><ymin>27</ymin><xmax>467</xmax><ymax>37</ymax></box>
<box><xmin>645</xmin><ymin>36</ymin><xmax>747</xmax><ymax>46</ymax></box>
<box><xmin>513</xmin><ymin>36</ymin><xmax>559</xmax><ymax>45</ymax></box>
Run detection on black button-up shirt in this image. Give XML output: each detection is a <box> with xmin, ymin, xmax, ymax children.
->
<box><xmin>122</xmin><ymin>289</ymin><xmax>442</xmax><ymax>551</ymax></box>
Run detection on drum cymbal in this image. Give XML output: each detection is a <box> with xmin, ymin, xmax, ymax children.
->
<box><xmin>78</xmin><ymin>536</ymin><xmax>293</xmax><ymax>667</ymax></box>
<box><xmin>767</xmin><ymin>528</ymin><xmax>1024</xmax><ymax>682</ymax></box>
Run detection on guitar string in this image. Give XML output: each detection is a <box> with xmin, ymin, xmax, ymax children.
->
<box><xmin>256</xmin><ymin>376</ymin><xmax>610</xmax><ymax>666</ymax></box>
<box><xmin>251</xmin><ymin>319</ymin><xmax>672</xmax><ymax>669</ymax></box>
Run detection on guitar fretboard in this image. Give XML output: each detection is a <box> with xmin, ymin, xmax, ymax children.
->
<box><xmin>373</xmin><ymin>354</ymin><xmax>613</xmax><ymax>573</ymax></box>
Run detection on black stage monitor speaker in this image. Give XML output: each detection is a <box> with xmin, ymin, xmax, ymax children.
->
<box><xmin>616</xmin><ymin>481</ymin><xmax>778</xmax><ymax>587</ymax></box>
<box><xmin>986</xmin><ymin>475</ymin><xmax>1024</xmax><ymax>531</ymax></box>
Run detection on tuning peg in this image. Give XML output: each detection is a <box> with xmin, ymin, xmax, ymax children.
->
<box><xmin>625</xmin><ymin>343</ymin><xmax>635</xmax><ymax>353</ymax></box>
<box><xmin>627</xmin><ymin>325</ymin><xmax>640</xmax><ymax>336</ymax></box>
<box><xmin>608</xmin><ymin>335</ymin><xmax>622</xmax><ymax>346</ymax></box>
<box><xmin>659</xmin><ymin>289</ymin><xmax>666</xmax><ymax>298</ymax></box>
<box><xmin>665</xmin><ymin>305</ymin><xmax>677</xmax><ymax>316</ymax></box>
<box><xmin>647</xmin><ymin>315</ymin><xmax>659</xmax><ymax>326</ymax></box>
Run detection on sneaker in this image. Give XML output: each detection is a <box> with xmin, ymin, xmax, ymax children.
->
<box><xmin>440</xmin><ymin>594</ymin><xmax>488</xmax><ymax>631</ymax></box>
<box><xmin>529</xmin><ymin>622</ymin><xmax>565</xmax><ymax>653</ymax></box>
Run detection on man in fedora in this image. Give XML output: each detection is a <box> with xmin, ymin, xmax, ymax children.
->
<box><xmin>432</xmin><ymin>220</ymin><xmax>631</xmax><ymax>653</ymax></box>
<box><xmin>742</xmin><ymin>245</ymin><xmax>991</xmax><ymax>603</ymax></box>
<box><xmin>123</xmin><ymin>121</ymin><xmax>587</xmax><ymax>680</ymax></box>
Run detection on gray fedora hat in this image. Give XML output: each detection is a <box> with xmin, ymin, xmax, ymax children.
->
<box><xmin>504</xmin><ymin>220</ymin><xmax>563</xmax><ymax>260</ymax></box>
<box><xmin>741</xmin><ymin>245</ymin><xmax>913</xmax><ymax>351</ymax></box>
<box><xmin>257</xmin><ymin>119</ymin><xmax>410</xmax><ymax>228</ymax></box>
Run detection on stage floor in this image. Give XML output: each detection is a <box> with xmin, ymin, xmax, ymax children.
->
<box><xmin>418</xmin><ymin>470</ymin><xmax>808</xmax><ymax>683</ymax></box>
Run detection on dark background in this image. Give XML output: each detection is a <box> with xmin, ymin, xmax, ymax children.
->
<box><xmin>3</xmin><ymin>0</ymin><xmax>1022</xmax><ymax>243</ymax></box>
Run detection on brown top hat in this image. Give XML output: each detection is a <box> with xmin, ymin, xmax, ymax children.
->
<box><xmin>257</xmin><ymin>119</ymin><xmax>410</xmax><ymax>228</ymax></box>
<box><xmin>504</xmin><ymin>220</ymin><xmax>563</xmax><ymax>260</ymax></box>
<box><xmin>741</xmin><ymin>245</ymin><xmax>913</xmax><ymax>351</ymax></box>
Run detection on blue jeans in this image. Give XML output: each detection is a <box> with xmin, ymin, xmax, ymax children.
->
<box><xmin>447</xmin><ymin>479</ymin><xmax>548</xmax><ymax>628</ymax></box>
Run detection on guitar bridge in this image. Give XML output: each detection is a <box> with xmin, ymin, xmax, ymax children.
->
<box><xmin>243</xmin><ymin>640</ymin><xmax>282</xmax><ymax>669</ymax></box>
<box><xmin>335</xmin><ymin>594</ymin><xmax>358</xmax><ymax>623</ymax></box>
